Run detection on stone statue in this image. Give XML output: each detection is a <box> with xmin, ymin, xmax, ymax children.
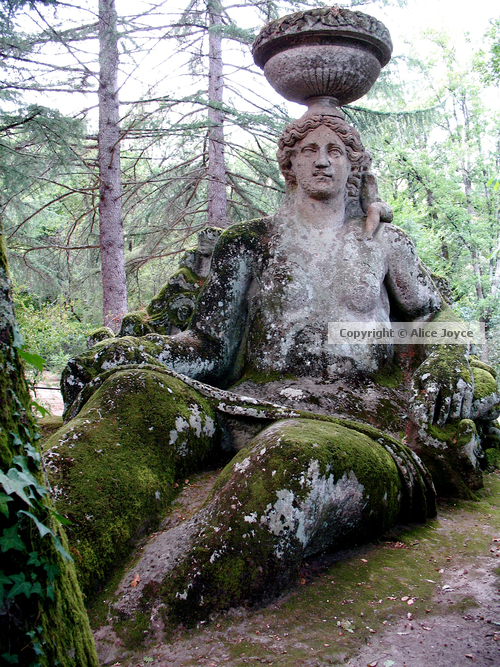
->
<box><xmin>46</xmin><ymin>7</ymin><xmax>499</xmax><ymax>633</ymax></box>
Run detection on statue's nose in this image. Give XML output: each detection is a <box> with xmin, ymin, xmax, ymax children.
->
<box><xmin>314</xmin><ymin>146</ymin><xmax>331</xmax><ymax>167</ymax></box>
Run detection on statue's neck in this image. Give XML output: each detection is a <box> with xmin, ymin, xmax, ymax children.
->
<box><xmin>279</xmin><ymin>190</ymin><xmax>347</xmax><ymax>231</ymax></box>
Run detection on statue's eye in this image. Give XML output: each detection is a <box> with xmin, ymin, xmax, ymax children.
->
<box><xmin>328</xmin><ymin>146</ymin><xmax>344</xmax><ymax>156</ymax></box>
<box><xmin>302</xmin><ymin>146</ymin><xmax>317</xmax><ymax>155</ymax></box>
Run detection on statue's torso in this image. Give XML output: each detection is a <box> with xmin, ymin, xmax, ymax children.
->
<box><xmin>246</xmin><ymin>215</ymin><xmax>393</xmax><ymax>378</ymax></box>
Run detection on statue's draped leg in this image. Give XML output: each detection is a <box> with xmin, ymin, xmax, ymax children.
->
<box><xmin>112</xmin><ymin>417</ymin><xmax>435</xmax><ymax>625</ymax></box>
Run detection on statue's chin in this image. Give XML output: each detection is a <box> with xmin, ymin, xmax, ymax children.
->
<box><xmin>307</xmin><ymin>190</ymin><xmax>336</xmax><ymax>201</ymax></box>
<box><xmin>297</xmin><ymin>179</ymin><xmax>346</xmax><ymax>202</ymax></box>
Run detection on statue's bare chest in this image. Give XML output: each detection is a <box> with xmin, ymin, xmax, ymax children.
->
<box><xmin>255</xmin><ymin>224</ymin><xmax>388</xmax><ymax>319</ymax></box>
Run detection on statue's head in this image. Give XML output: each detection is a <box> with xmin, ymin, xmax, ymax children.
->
<box><xmin>277</xmin><ymin>114</ymin><xmax>369</xmax><ymax>198</ymax></box>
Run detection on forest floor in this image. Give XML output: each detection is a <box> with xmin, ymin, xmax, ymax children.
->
<box><xmin>89</xmin><ymin>469</ymin><xmax>500</xmax><ymax>667</ymax></box>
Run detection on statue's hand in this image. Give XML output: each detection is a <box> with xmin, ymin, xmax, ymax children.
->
<box><xmin>410</xmin><ymin>346</ymin><xmax>473</xmax><ymax>429</ymax></box>
<box><xmin>365</xmin><ymin>201</ymin><xmax>393</xmax><ymax>237</ymax></box>
<box><xmin>360</xmin><ymin>172</ymin><xmax>393</xmax><ymax>238</ymax></box>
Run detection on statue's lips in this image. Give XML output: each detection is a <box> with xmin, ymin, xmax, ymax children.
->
<box><xmin>312</xmin><ymin>171</ymin><xmax>333</xmax><ymax>179</ymax></box>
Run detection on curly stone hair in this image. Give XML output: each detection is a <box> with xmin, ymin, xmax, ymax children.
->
<box><xmin>277</xmin><ymin>114</ymin><xmax>370</xmax><ymax>196</ymax></box>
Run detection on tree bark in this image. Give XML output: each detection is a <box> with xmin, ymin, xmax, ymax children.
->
<box><xmin>98</xmin><ymin>0</ymin><xmax>128</xmax><ymax>330</ymax></box>
<box><xmin>0</xmin><ymin>222</ymin><xmax>99</xmax><ymax>666</ymax></box>
<box><xmin>207</xmin><ymin>0</ymin><xmax>227</xmax><ymax>228</ymax></box>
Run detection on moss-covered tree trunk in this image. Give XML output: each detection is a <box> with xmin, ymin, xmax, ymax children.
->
<box><xmin>0</xmin><ymin>221</ymin><xmax>99</xmax><ymax>666</ymax></box>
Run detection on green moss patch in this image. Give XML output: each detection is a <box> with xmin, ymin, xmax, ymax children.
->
<box><xmin>372</xmin><ymin>363</ymin><xmax>404</xmax><ymax>389</ymax></box>
<box><xmin>484</xmin><ymin>448</ymin><xmax>500</xmax><ymax>470</ymax></box>
<box><xmin>471</xmin><ymin>366</ymin><xmax>498</xmax><ymax>401</ymax></box>
<box><xmin>45</xmin><ymin>368</ymin><xmax>222</xmax><ymax>595</ymax></box>
<box><xmin>161</xmin><ymin>418</ymin><xmax>425</xmax><ymax>625</ymax></box>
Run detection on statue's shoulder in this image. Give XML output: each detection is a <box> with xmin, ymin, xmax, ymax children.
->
<box><xmin>378</xmin><ymin>223</ymin><xmax>418</xmax><ymax>253</ymax></box>
<box><xmin>215</xmin><ymin>216</ymin><xmax>273</xmax><ymax>253</ymax></box>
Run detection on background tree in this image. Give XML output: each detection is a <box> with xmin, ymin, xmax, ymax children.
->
<box><xmin>98</xmin><ymin>0</ymin><xmax>127</xmax><ymax>329</ymax></box>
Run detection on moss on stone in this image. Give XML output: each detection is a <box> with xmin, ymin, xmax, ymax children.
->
<box><xmin>147</xmin><ymin>266</ymin><xmax>202</xmax><ymax>326</ymax></box>
<box><xmin>417</xmin><ymin>418</ymin><xmax>482</xmax><ymax>498</ymax></box>
<box><xmin>38</xmin><ymin>414</ymin><xmax>64</xmax><ymax>441</ymax></box>
<box><xmin>484</xmin><ymin>448</ymin><xmax>500</xmax><ymax>470</ymax></box>
<box><xmin>218</xmin><ymin>218</ymin><xmax>267</xmax><ymax>246</ymax></box>
<box><xmin>470</xmin><ymin>355</ymin><xmax>497</xmax><ymax>378</ymax></box>
<box><xmin>233</xmin><ymin>369</ymin><xmax>297</xmax><ymax>386</ymax></box>
<box><xmin>61</xmin><ymin>336</ymin><xmax>164</xmax><ymax>414</ymax></box>
<box><xmin>86</xmin><ymin>327</ymin><xmax>115</xmax><ymax>348</ymax></box>
<box><xmin>161</xmin><ymin>418</ymin><xmax>427</xmax><ymax>625</ymax></box>
<box><xmin>118</xmin><ymin>310</ymin><xmax>153</xmax><ymax>338</ymax></box>
<box><xmin>46</xmin><ymin>368</ymin><xmax>222</xmax><ymax>595</ymax></box>
<box><xmin>471</xmin><ymin>366</ymin><xmax>498</xmax><ymax>401</ymax></box>
<box><xmin>372</xmin><ymin>364</ymin><xmax>404</xmax><ymax>389</ymax></box>
<box><xmin>427</xmin><ymin>420</ymin><xmax>460</xmax><ymax>443</ymax></box>
<box><xmin>1</xmin><ymin>221</ymin><xmax>99</xmax><ymax>666</ymax></box>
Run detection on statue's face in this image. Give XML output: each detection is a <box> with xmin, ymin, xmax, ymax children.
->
<box><xmin>290</xmin><ymin>126</ymin><xmax>350</xmax><ymax>201</ymax></box>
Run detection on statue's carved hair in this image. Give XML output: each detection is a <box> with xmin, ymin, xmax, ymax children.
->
<box><xmin>277</xmin><ymin>114</ymin><xmax>369</xmax><ymax>196</ymax></box>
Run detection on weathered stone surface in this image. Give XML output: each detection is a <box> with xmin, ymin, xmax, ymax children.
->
<box><xmin>112</xmin><ymin>418</ymin><xmax>434</xmax><ymax>625</ymax></box>
<box><xmin>46</xmin><ymin>368</ymin><xmax>222</xmax><ymax>594</ymax></box>
<box><xmin>87</xmin><ymin>326</ymin><xmax>115</xmax><ymax>349</ymax></box>
<box><xmin>252</xmin><ymin>6</ymin><xmax>392</xmax><ymax>76</ymax></box>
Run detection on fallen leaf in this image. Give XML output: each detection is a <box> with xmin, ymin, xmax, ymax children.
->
<box><xmin>401</xmin><ymin>596</ymin><xmax>409</xmax><ymax>602</ymax></box>
<box><xmin>130</xmin><ymin>573</ymin><xmax>140</xmax><ymax>588</ymax></box>
<box><xmin>384</xmin><ymin>661</ymin><xmax>395</xmax><ymax>667</ymax></box>
<box><xmin>367</xmin><ymin>662</ymin><xmax>378</xmax><ymax>667</ymax></box>
<box><xmin>465</xmin><ymin>654</ymin><xmax>475</xmax><ymax>660</ymax></box>
<box><xmin>143</xmin><ymin>659</ymin><xmax>154</xmax><ymax>664</ymax></box>
<box><xmin>361</xmin><ymin>558</ymin><xmax>368</xmax><ymax>563</ymax></box>
<box><xmin>324</xmin><ymin>643</ymin><xmax>330</xmax><ymax>647</ymax></box>
<box><xmin>300</xmin><ymin>578</ymin><xmax>306</xmax><ymax>585</ymax></box>
<box><xmin>407</xmin><ymin>599</ymin><xmax>414</xmax><ymax>605</ymax></box>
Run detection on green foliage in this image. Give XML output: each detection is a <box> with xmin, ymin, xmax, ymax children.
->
<box><xmin>474</xmin><ymin>18</ymin><xmax>500</xmax><ymax>87</ymax></box>
<box><xmin>349</xmin><ymin>29</ymin><xmax>500</xmax><ymax>367</ymax></box>
<box><xmin>13</xmin><ymin>290</ymin><xmax>89</xmax><ymax>372</ymax></box>
<box><xmin>1</xmin><ymin>214</ymin><xmax>99</xmax><ymax>664</ymax></box>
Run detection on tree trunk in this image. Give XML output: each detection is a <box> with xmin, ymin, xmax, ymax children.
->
<box><xmin>207</xmin><ymin>0</ymin><xmax>227</xmax><ymax>228</ymax></box>
<box><xmin>0</xmin><ymin>222</ymin><xmax>99</xmax><ymax>666</ymax></box>
<box><xmin>99</xmin><ymin>0</ymin><xmax>128</xmax><ymax>330</ymax></box>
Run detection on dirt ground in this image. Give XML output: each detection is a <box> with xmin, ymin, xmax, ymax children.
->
<box><xmin>90</xmin><ymin>470</ymin><xmax>500</xmax><ymax>667</ymax></box>
<box><xmin>31</xmin><ymin>371</ymin><xmax>64</xmax><ymax>416</ymax></box>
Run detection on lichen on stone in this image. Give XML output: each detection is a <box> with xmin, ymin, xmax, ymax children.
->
<box><xmin>45</xmin><ymin>368</ymin><xmax>222</xmax><ymax>595</ymax></box>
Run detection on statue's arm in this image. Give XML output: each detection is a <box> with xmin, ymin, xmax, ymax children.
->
<box><xmin>156</xmin><ymin>224</ymin><xmax>260</xmax><ymax>385</ymax></box>
<box><xmin>383</xmin><ymin>226</ymin><xmax>442</xmax><ymax>319</ymax></box>
<box><xmin>381</xmin><ymin>226</ymin><xmax>474</xmax><ymax>427</ymax></box>
<box><xmin>61</xmin><ymin>222</ymin><xmax>264</xmax><ymax>413</ymax></box>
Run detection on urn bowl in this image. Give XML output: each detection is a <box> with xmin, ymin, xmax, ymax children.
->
<box><xmin>252</xmin><ymin>7</ymin><xmax>393</xmax><ymax>108</ymax></box>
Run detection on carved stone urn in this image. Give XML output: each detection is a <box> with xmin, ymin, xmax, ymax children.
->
<box><xmin>252</xmin><ymin>6</ymin><xmax>392</xmax><ymax>115</ymax></box>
